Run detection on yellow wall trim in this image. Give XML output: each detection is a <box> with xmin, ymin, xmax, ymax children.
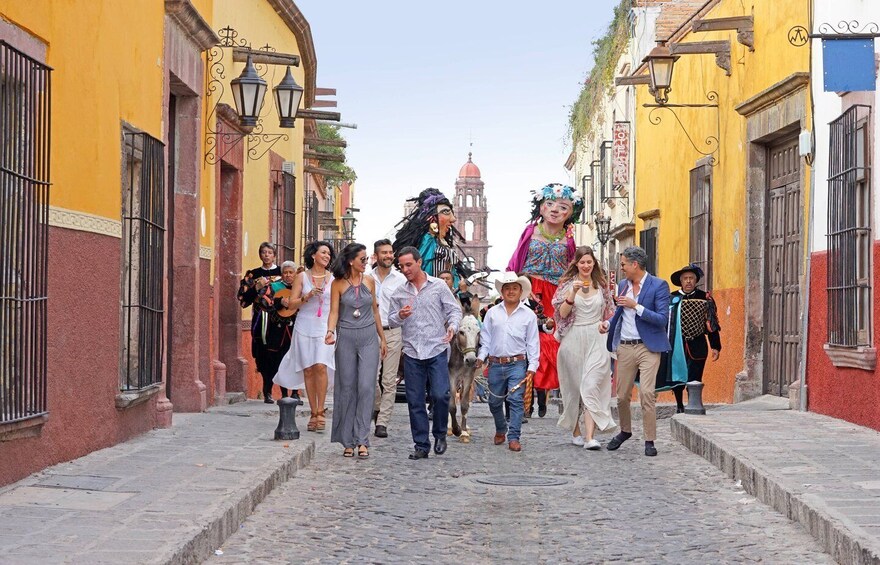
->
<box><xmin>48</xmin><ymin>207</ymin><xmax>122</xmax><ymax>238</ymax></box>
<box><xmin>199</xmin><ymin>246</ymin><xmax>213</xmax><ymax>259</ymax></box>
<box><xmin>735</xmin><ymin>72</ymin><xmax>810</xmax><ymax>117</ymax></box>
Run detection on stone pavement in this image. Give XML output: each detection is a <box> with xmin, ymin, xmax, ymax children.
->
<box><xmin>673</xmin><ymin>395</ymin><xmax>880</xmax><ymax>565</ymax></box>
<box><xmin>0</xmin><ymin>401</ymin><xmax>314</xmax><ymax>565</ymax></box>
<box><xmin>209</xmin><ymin>402</ymin><xmax>831</xmax><ymax>564</ymax></box>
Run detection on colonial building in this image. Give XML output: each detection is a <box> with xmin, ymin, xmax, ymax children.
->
<box><xmin>454</xmin><ymin>152</ymin><xmax>490</xmax><ymax>280</ymax></box>
<box><xmin>0</xmin><ymin>0</ymin><xmax>345</xmax><ymax>487</ymax></box>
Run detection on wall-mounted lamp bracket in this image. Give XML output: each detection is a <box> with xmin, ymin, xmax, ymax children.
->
<box><xmin>643</xmin><ymin>91</ymin><xmax>721</xmax><ymax>166</ymax></box>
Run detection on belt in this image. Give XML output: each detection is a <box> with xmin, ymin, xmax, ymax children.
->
<box><xmin>382</xmin><ymin>325</ymin><xmax>392</xmax><ymax>331</ymax></box>
<box><xmin>620</xmin><ymin>339</ymin><xmax>643</xmax><ymax>345</ymax></box>
<box><xmin>488</xmin><ymin>354</ymin><xmax>527</xmax><ymax>364</ymax></box>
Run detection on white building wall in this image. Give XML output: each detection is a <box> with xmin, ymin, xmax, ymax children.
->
<box><xmin>811</xmin><ymin>0</ymin><xmax>880</xmax><ymax>251</ymax></box>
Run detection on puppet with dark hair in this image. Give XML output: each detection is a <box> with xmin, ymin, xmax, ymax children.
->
<box><xmin>392</xmin><ymin>188</ymin><xmax>474</xmax><ymax>285</ymax></box>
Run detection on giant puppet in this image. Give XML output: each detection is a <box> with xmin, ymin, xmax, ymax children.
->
<box><xmin>507</xmin><ymin>183</ymin><xmax>584</xmax><ymax>410</ymax></box>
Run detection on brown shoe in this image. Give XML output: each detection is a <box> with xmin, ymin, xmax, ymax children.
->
<box><xmin>494</xmin><ymin>433</ymin><xmax>506</xmax><ymax>445</ymax></box>
<box><xmin>508</xmin><ymin>440</ymin><xmax>522</xmax><ymax>452</ymax></box>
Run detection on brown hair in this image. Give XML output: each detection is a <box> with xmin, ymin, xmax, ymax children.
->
<box><xmin>559</xmin><ymin>246</ymin><xmax>606</xmax><ymax>289</ymax></box>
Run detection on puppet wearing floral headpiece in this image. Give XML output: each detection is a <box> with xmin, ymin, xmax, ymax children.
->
<box><xmin>393</xmin><ymin>188</ymin><xmax>471</xmax><ymax>285</ymax></box>
<box><xmin>507</xmin><ymin>183</ymin><xmax>584</xmax><ymax>415</ymax></box>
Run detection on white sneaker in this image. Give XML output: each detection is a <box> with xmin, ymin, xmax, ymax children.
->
<box><xmin>584</xmin><ymin>439</ymin><xmax>601</xmax><ymax>450</ymax></box>
<box><xmin>571</xmin><ymin>435</ymin><xmax>585</xmax><ymax>446</ymax></box>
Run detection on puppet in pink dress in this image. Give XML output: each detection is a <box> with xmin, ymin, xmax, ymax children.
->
<box><xmin>507</xmin><ymin>184</ymin><xmax>584</xmax><ymax>415</ymax></box>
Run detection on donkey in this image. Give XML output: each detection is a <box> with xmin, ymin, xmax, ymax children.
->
<box><xmin>448</xmin><ymin>313</ymin><xmax>481</xmax><ymax>442</ymax></box>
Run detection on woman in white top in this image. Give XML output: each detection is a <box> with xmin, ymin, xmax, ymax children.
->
<box><xmin>274</xmin><ymin>241</ymin><xmax>335</xmax><ymax>432</ymax></box>
<box><xmin>552</xmin><ymin>246</ymin><xmax>616</xmax><ymax>450</ymax></box>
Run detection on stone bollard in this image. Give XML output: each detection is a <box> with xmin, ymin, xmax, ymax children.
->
<box><xmin>275</xmin><ymin>396</ymin><xmax>303</xmax><ymax>440</ymax></box>
<box><xmin>684</xmin><ymin>381</ymin><xmax>706</xmax><ymax>415</ymax></box>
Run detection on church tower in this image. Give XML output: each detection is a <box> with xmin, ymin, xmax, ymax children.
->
<box><xmin>454</xmin><ymin>152</ymin><xmax>490</xmax><ymax>276</ymax></box>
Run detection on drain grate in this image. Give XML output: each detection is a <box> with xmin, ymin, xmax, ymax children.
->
<box><xmin>473</xmin><ymin>474</ymin><xmax>571</xmax><ymax>487</ymax></box>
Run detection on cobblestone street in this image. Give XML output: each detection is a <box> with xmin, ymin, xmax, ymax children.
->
<box><xmin>210</xmin><ymin>403</ymin><xmax>832</xmax><ymax>564</ymax></box>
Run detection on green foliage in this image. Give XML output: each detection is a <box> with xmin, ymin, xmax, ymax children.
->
<box><xmin>315</xmin><ymin>123</ymin><xmax>357</xmax><ymax>189</ymax></box>
<box><xmin>568</xmin><ymin>0</ymin><xmax>631</xmax><ymax>147</ymax></box>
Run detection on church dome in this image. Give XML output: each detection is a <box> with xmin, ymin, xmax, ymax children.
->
<box><xmin>458</xmin><ymin>152</ymin><xmax>481</xmax><ymax>178</ymax></box>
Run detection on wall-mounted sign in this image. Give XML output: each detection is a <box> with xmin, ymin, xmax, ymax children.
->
<box><xmin>612</xmin><ymin>122</ymin><xmax>630</xmax><ymax>187</ymax></box>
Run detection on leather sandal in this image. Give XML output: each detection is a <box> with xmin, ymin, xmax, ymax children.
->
<box><xmin>307</xmin><ymin>414</ymin><xmax>318</xmax><ymax>432</ymax></box>
<box><xmin>343</xmin><ymin>447</ymin><xmax>354</xmax><ymax>458</ymax></box>
<box><xmin>316</xmin><ymin>410</ymin><xmax>326</xmax><ymax>432</ymax></box>
<box><xmin>357</xmin><ymin>445</ymin><xmax>369</xmax><ymax>458</ymax></box>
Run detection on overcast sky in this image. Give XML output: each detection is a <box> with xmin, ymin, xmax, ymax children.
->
<box><xmin>298</xmin><ymin>1</ymin><xmax>619</xmax><ymax>268</ymax></box>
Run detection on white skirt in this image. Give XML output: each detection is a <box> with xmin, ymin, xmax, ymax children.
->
<box><xmin>273</xmin><ymin>331</ymin><xmax>336</xmax><ymax>390</ymax></box>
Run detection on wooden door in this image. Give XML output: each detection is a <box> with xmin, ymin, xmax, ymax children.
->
<box><xmin>764</xmin><ymin>137</ymin><xmax>802</xmax><ymax>396</ymax></box>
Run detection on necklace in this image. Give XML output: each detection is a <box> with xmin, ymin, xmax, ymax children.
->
<box><xmin>309</xmin><ymin>269</ymin><xmax>327</xmax><ymax>317</ymax></box>
<box><xmin>348</xmin><ymin>275</ymin><xmax>363</xmax><ymax>318</ymax></box>
<box><xmin>538</xmin><ymin>223</ymin><xmax>565</xmax><ymax>242</ymax></box>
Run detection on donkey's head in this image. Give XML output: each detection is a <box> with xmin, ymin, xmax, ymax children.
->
<box><xmin>456</xmin><ymin>314</ymin><xmax>481</xmax><ymax>367</ymax></box>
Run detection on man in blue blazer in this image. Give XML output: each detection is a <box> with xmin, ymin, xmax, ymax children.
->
<box><xmin>601</xmin><ymin>246</ymin><xmax>670</xmax><ymax>456</ymax></box>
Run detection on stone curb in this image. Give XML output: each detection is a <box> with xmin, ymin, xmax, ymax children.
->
<box><xmin>671</xmin><ymin>416</ymin><xmax>880</xmax><ymax>565</ymax></box>
<box><xmin>164</xmin><ymin>440</ymin><xmax>315</xmax><ymax>565</ymax></box>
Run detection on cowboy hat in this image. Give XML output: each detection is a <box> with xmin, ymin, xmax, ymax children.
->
<box><xmin>670</xmin><ymin>263</ymin><xmax>704</xmax><ymax>287</ymax></box>
<box><xmin>494</xmin><ymin>271</ymin><xmax>532</xmax><ymax>298</ymax></box>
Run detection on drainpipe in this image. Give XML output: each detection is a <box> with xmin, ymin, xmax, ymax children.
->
<box><xmin>799</xmin><ymin>4</ymin><xmax>817</xmax><ymax>413</ymax></box>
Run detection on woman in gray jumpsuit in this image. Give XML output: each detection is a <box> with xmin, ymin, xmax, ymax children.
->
<box><xmin>325</xmin><ymin>243</ymin><xmax>387</xmax><ymax>458</ymax></box>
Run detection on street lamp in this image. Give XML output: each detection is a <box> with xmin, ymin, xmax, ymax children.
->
<box><xmin>596</xmin><ymin>215</ymin><xmax>611</xmax><ymax>245</ymax></box>
<box><xmin>230</xmin><ymin>54</ymin><xmax>267</xmax><ymax>128</ymax></box>
<box><xmin>274</xmin><ymin>66</ymin><xmax>304</xmax><ymax>128</ymax></box>
<box><xmin>643</xmin><ymin>41</ymin><xmax>679</xmax><ymax>105</ymax></box>
<box><xmin>341</xmin><ymin>208</ymin><xmax>357</xmax><ymax>242</ymax></box>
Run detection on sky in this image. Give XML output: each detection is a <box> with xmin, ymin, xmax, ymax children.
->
<box><xmin>297</xmin><ymin>1</ymin><xmax>620</xmax><ymax>269</ymax></box>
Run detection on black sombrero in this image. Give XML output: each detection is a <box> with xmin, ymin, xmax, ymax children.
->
<box><xmin>671</xmin><ymin>263</ymin><xmax>704</xmax><ymax>287</ymax></box>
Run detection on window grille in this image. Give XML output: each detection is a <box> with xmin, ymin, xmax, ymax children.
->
<box><xmin>272</xmin><ymin>170</ymin><xmax>296</xmax><ymax>263</ymax></box>
<box><xmin>827</xmin><ymin>104</ymin><xmax>872</xmax><ymax>347</ymax></box>
<box><xmin>689</xmin><ymin>165</ymin><xmax>713</xmax><ymax>290</ymax></box>
<box><xmin>0</xmin><ymin>41</ymin><xmax>51</xmax><ymax>424</ymax></box>
<box><xmin>640</xmin><ymin>227</ymin><xmax>658</xmax><ymax>275</ymax></box>
<box><xmin>121</xmin><ymin>131</ymin><xmax>166</xmax><ymax>390</ymax></box>
<box><xmin>301</xmin><ymin>189</ymin><xmax>319</xmax><ymax>258</ymax></box>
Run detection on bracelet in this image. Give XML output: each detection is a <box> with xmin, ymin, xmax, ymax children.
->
<box><xmin>326</xmin><ymin>329</ymin><xmax>336</xmax><ymax>335</ymax></box>
<box><xmin>565</xmin><ymin>298</ymin><xmax>574</xmax><ymax>305</ymax></box>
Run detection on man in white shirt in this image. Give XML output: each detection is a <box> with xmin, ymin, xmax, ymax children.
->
<box><xmin>475</xmin><ymin>272</ymin><xmax>540</xmax><ymax>452</ymax></box>
<box><xmin>370</xmin><ymin>239</ymin><xmax>406</xmax><ymax>438</ymax></box>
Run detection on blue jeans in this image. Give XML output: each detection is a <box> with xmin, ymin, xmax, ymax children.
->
<box><xmin>488</xmin><ymin>360</ymin><xmax>527</xmax><ymax>442</ymax></box>
<box><xmin>403</xmin><ymin>352</ymin><xmax>450</xmax><ymax>452</ymax></box>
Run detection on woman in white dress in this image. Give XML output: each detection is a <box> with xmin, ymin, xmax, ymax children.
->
<box><xmin>274</xmin><ymin>241</ymin><xmax>335</xmax><ymax>432</ymax></box>
<box><xmin>552</xmin><ymin>246</ymin><xmax>616</xmax><ymax>450</ymax></box>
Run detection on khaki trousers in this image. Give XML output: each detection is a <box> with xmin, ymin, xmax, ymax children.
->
<box><xmin>374</xmin><ymin>327</ymin><xmax>402</xmax><ymax>428</ymax></box>
<box><xmin>615</xmin><ymin>343</ymin><xmax>661</xmax><ymax>441</ymax></box>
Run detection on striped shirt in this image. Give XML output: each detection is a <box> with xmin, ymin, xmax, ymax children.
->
<box><xmin>388</xmin><ymin>275</ymin><xmax>462</xmax><ymax>360</ymax></box>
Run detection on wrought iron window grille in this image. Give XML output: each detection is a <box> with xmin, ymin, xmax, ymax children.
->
<box><xmin>272</xmin><ymin>170</ymin><xmax>297</xmax><ymax>262</ymax></box>
<box><xmin>827</xmin><ymin>104</ymin><xmax>873</xmax><ymax>348</ymax></box>
<box><xmin>0</xmin><ymin>41</ymin><xmax>51</xmax><ymax>424</ymax></box>
<box><xmin>121</xmin><ymin>131</ymin><xmax>166</xmax><ymax>391</ymax></box>
<box><xmin>204</xmin><ymin>26</ymin><xmax>298</xmax><ymax>165</ymax></box>
<box><xmin>644</xmin><ymin>91</ymin><xmax>720</xmax><ymax>167</ymax></box>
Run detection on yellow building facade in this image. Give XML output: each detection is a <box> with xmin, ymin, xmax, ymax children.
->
<box><xmin>630</xmin><ymin>0</ymin><xmax>811</xmax><ymax>402</ymax></box>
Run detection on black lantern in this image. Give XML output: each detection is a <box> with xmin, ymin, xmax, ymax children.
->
<box><xmin>643</xmin><ymin>41</ymin><xmax>679</xmax><ymax>105</ymax></box>
<box><xmin>230</xmin><ymin>54</ymin><xmax>267</xmax><ymax>128</ymax></box>
<box><xmin>341</xmin><ymin>209</ymin><xmax>357</xmax><ymax>241</ymax></box>
<box><xmin>274</xmin><ymin>66</ymin><xmax>304</xmax><ymax>128</ymax></box>
<box><xmin>596</xmin><ymin>215</ymin><xmax>611</xmax><ymax>245</ymax></box>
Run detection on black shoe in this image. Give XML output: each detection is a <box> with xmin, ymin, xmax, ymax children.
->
<box><xmin>263</xmin><ymin>397</ymin><xmax>275</xmax><ymax>404</ymax></box>
<box><xmin>374</xmin><ymin>425</ymin><xmax>388</xmax><ymax>438</ymax></box>
<box><xmin>645</xmin><ymin>442</ymin><xmax>658</xmax><ymax>457</ymax></box>
<box><xmin>521</xmin><ymin>417</ymin><xmax>529</xmax><ymax>424</ymax></box>
<box><xmin>538</xmin><ymin>406</ymin><xmax>547</xmax><ymax>418</ymax></box>
<box><xmin>676</xmin><ymin>406</ymin><xmax>685</xmax><ymax>414</ymax></box>
<box><xmin>408</xmin><ymin>449</ymin><xmax>429</xmax><ymax>460</ymax></box>
<box><xmin>606</xmin><ymin>432</ymin><xmax>632</xmax><ymax>451</ymax></box>
<box><xmin>434</xmin><ymin>436</ymin><xmax>447</xmax><ymax>455</ymax></box>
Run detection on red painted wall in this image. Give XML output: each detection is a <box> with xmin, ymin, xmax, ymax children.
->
<box><xmin>0</xmin><ymin>228</ymin><xmax>160</xmax><ymax>486</ymax></box>
<box><xmin>806</xmin><ymin>248</ymin><xmax>880</xmax><ymax>431</ymax></box>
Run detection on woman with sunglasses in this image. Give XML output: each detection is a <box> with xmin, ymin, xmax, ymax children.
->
<box><xmin>325</xmin><ymin>243</ymin><xmax>387</xmax><ymax>458</ymax></box>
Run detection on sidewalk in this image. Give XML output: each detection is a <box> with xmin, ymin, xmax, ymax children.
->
<box><xmin>671</xmin><ymin>395</ymin><xmax>880</xmax><ymax>565</ymax></box>
<box><xmin>0</xmin><ymin>401</ymin><xmax>315</xmax><ymax>565</ymax></box>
